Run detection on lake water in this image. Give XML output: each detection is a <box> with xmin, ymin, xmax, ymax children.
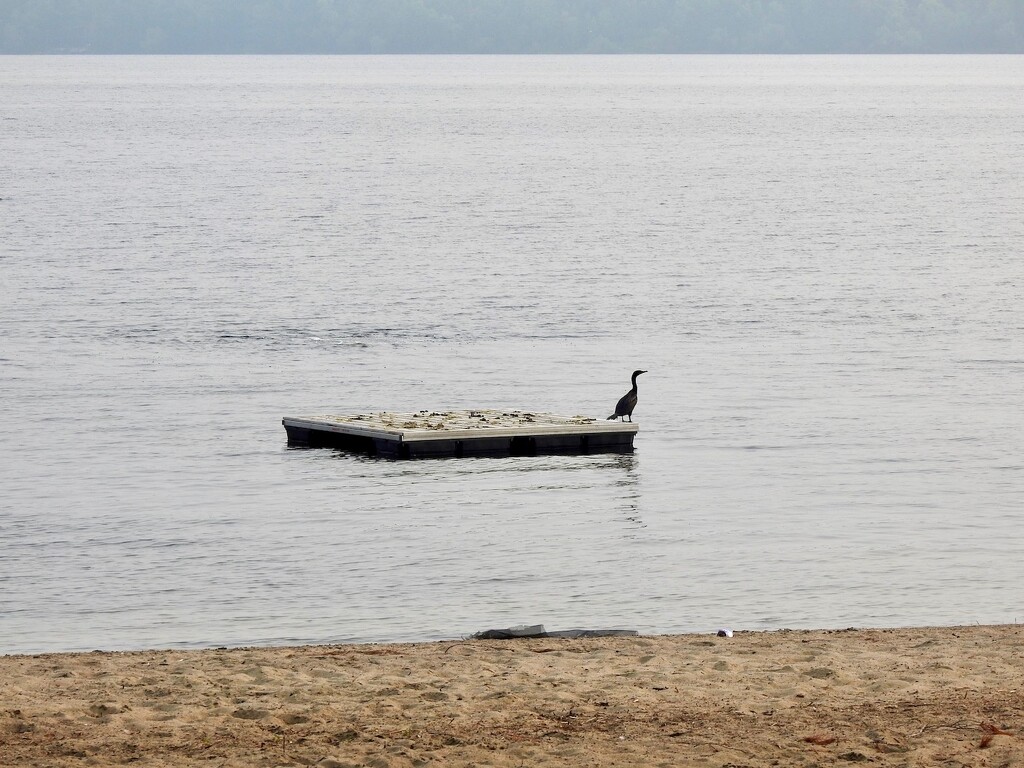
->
<box><xmin>2</xmin><ymin>55</ymin><xmax>1022</xmax><ymax>655</ymax></box>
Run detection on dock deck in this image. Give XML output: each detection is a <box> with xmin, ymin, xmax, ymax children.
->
<box><xmin>282</xmin><ymin>410</ymin><xmax>639</xmax><ymax>458</ymax></box>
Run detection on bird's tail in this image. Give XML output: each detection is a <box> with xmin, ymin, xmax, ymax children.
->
<box><xmin>606</xmin><ymin>414</ymin><xmax>617</xmax><ymax>420</ymax></box>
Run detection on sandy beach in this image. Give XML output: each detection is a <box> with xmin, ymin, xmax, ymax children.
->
<box><xmin>2</xmin><ymin>625</ymin><xmax>1022</xmax><ymax>767</ymax></box>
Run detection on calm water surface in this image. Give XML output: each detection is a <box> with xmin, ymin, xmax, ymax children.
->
<box><xmin>1</xmin><ymin>55</ymin><xmax>1022</xmax><ymax>654</ymax></box>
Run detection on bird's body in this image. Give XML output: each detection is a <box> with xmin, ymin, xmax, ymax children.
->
<box><xmin>607</xmin><ymin>369</ymin><xmax>647</xmax><ymax>422</ymax></box>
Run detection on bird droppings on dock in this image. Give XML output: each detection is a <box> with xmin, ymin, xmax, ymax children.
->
<box><xmin>329</xmin><ymin>410</ymin><xmax>595</xmax><ymax>431</ymax></box>
<box><xmin>282</xmin><ymin>409</ymin><xmax>638</xmax><ymax>459</ymax></box>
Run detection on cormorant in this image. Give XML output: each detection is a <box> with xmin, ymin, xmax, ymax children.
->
<box><xmin>607</xmin><ymin>369</ymin><xmax>647</xmax><ymax>422</ymax></box>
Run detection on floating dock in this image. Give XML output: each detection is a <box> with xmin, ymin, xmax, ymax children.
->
<box><xmin>282</xmin><ymin>410</ymin><xmax>639</xmax><ymax>459</ymax></box>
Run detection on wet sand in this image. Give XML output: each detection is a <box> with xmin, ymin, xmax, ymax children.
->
<box><xmin>2</xmin><ymin>625</ymin><xmax>1022</xmax><ymax>767</ymax></box>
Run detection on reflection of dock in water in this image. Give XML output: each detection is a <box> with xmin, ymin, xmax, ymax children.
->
<box><xmin>282</xmin><ymin>409</ymin><xmax>639</xmax><ymax>459</ymax></box>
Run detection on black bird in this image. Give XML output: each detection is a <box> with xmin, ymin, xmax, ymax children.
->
<box><xmin>607</xmin><ymin>369</ymin><xmax>647</xmax><ymax>422</ymax></box>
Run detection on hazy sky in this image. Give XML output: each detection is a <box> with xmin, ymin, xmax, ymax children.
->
<box><xmin>2</xmin><ymin>0</ymin><xmax>1023</xmax><ymax>54</ymax></box>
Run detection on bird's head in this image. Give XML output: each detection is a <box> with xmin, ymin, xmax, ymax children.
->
<box><xmin>632</xmin><ymin>369</ymin><xmax>647</xmax><ymax>379</ymax></box>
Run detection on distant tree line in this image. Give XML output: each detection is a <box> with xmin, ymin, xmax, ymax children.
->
<box><xmin>2</xmin><ymin>0</ymin><xmax>1022</xmax><ymax>54</ymax></box>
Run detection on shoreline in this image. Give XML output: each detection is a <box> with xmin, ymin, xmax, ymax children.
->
<box><xmin>2</xmin><ymin>624</ymin><xmax>1022</xmax><ymax>766</ymax></box>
